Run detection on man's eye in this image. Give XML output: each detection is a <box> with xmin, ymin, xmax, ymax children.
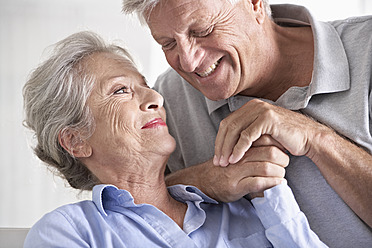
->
<box><xmin>162</xmin><ymin>41</ymin><xmax>176</xmax><ymax>51</ymax></box>
<box><xmin>193</xmin><ymin>25</ymin><xmax>214</xmax><ymax>37</ymax></box>
<box><xmin>114</xmin><ymin>86</ymin><xmax>131</xmax><ymax>94</ymax></box>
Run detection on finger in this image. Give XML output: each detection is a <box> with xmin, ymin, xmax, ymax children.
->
<box><xmin>228</xmin><ymin>118</ymin><xmax>265</xmax><ymax>164</ymax></box>
<box><xmin>215</xmin><ymin>118</ymin><xmax>246</xmax><ymax>167</ymax></box>
<box><xmin>238</xmin><ymin>176</ymin><xmax>287</xmax><ymax>195</ymax></box>
<box><xmin>249</xmin><ymin>161</ymin><xmax>286</xmax><ymax>178</ymax></box>
<box><xmin>214</xmin><ymin>119</ymin><xmax>229</xmax><ymax>166</ymax></box>
<box><xmin>241</xmin><ymin>146</ymin><xmax>289</xmax><ymax>168</ymax></box>
<box><xmin>233</xmin><ymin>159</ymin><xmax>286</xmax><ymax>179</ymax></box>
<box><xmin>251</xmin><ymin>134</ymin><xmax>286</xmax><ymax>152</ymax></box>
<box><xmin>248</xmin><ymin>179</ymin><xmax>287</xmax><ymax>199</ymax></box>
<box><xmin>219</xmin><ymin>120</ymin><xmax>243</xmax><ymax>166</ymax></box>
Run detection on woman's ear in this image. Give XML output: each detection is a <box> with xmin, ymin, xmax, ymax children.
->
<box><xmin>251</xmin><ymin>0</ymin><xmax>266</xmax><ymax>24</ymax></box>
<box><xmin>58</xmin><ymin>128</ymin><xmax>92</xmax><ymax>158</ymax></box>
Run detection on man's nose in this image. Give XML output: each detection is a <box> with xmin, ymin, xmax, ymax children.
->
<box><xmin>177</xmin><ymin>38</ymin><xmax>203</xmax><ymax>73</ymax></box>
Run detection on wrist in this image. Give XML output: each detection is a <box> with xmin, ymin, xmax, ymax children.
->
<box><xmin>305</xmin><ymin>125</ymin><xmax>336</xmax><ymax>164</ymax></box>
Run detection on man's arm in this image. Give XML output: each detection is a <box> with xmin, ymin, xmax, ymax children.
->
<box><xmin>307</xmin><ymin>127</ymin><xmax>372</xmax><ymax>227</ymax></box>
<box><xmin>166</xmin><ymin>142</ymin><xmax>289</xmax><ymax>202</ymax></box>
<box><xmin>214</xmin><ymin>99</ymin><xmax>372</xmax><ymax>227</ymax></box>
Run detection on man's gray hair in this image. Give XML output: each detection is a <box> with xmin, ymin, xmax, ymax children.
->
<box><xmin>122</xmin><ymin>0</ymin><xmax>271</xmax><ymax>25</ymax></box>
<box><xmin>23</xmin><ymin>31</ymin><xmax>136</xmax><ymax>190</ymax></box>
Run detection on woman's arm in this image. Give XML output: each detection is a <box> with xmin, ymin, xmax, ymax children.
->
<box><xmin>251</xmin><ymin>183</ymin><xmax>328</xmax><ymax>247</ymax></box>
<box><xmin>165</xmin><ymin>141</ymin><xmax>288</xmax><ymax>202</ymax></box>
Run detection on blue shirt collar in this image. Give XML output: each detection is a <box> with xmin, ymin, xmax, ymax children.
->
<box><xmin>92</xmin><ymin>184</ymin><xmax>218</xmax><ymax>217</ymax></box>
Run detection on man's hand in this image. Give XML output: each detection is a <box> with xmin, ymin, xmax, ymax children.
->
<box><xmin>212</xmin><ymin>98</ymin><xmax>372</xmax><ymax>227</ymax></box>
<box><xmin>165</xmin><ymin>137</ymin><xmax>289</xmax><ymax>202</ymax></box>
<box><xmin>213</xmin><ymin>99</ymin><xmax>327</xmax><ymax>167</ymax></box>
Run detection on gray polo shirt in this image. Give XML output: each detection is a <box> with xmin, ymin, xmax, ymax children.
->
<box><xmin>154</xmin><ymin>4</ymin><xmax>372</xmax><ymax>247</ymax></box>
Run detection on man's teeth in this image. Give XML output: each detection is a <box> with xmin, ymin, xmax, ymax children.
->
<box><xmin>197</xmin><ymin>59</ymin><xmax>220</xmax><ymax>77</ymax></box>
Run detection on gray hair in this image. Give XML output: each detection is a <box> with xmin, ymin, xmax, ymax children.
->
<box><xmin>23</xmin><ymin>31</ymin><xmax>136</xmax><ymax>190</ymax></box>
<box><xmin>122</xmin><ymin>0</ymin><xmax>271</xmax><ymax>25</ymax></box>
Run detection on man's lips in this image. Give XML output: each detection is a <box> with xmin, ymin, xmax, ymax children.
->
<box><xmin>141</xmin><ymin>118</ymin><xmax>167</xmax><ymax>129</ymax></box>
<box><xmin>196</xmin><ymin>58</ymin><xmax>222</xmax><ymax>78</ymax></box>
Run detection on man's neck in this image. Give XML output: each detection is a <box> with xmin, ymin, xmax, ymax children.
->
<box><xmin>240</xmin><ymin>24</ymin><xmax>314</xmax><ymax>101</ymax></box>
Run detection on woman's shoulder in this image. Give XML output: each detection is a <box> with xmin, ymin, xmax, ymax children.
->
<box><xmin>24</xmin><ymin>200</ymin><xmax>97</xmax><ymax>247</ymax></box>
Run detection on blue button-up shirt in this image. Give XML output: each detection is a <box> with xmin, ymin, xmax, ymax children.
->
<box><xmin>24</xmin><ymin>183</ymin><xmax>326</xmax><ymax>247</ymax></box>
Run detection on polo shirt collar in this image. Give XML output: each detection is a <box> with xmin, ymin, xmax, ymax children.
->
<box><xmin>205</xmin><ymin>98</ymin><xmax>227</xmax><ymax>115</ymax></box>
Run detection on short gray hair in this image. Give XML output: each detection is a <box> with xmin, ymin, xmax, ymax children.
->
<box><xmin>23</xmin><ymin>31</ymin><xmax>136</xmax><ymax>190</ymax></box>
<box><xmin>122</xmin><ymin>0</ymin><xmax>271</xmax><ymax>24</ymax></box>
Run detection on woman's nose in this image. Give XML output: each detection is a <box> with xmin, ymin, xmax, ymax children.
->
<box><xmin>140</xmin><ymin>88</ymin><xmax>164</xmax><ymax>111</ymax></box>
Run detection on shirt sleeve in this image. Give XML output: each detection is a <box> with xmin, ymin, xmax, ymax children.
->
<box><xmin>251</xmin><ymin>183</ymin><xmax>328</xmax><ymax>248</ymax></box>
<box><xmin>24</xmin><ymin>210</ymin><xmax>90</xmax><ymax>248</ymax></box>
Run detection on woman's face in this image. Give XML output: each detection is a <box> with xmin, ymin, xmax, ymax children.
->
<box><xmin>83</xmin><ymin>52</ymin><xmax>176</xmax><ymax>168</ymax></box>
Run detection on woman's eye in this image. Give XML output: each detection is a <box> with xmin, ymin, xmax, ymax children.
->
<box><xmin>114</xmin><ymin>86</ymin><xmax>131</xmax><ymax>95</ymax></box>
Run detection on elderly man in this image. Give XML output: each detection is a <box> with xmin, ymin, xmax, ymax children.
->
<box><xmin>122</xmin><ymin>0</ymin><xmax>372</xmax><ymax>247</ymax></box>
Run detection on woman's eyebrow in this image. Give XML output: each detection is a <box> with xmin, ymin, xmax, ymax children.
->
<box><xmin>100</xmin><ymin>75</ymin><xmax>129</xmax><ymax>92</ymax></box>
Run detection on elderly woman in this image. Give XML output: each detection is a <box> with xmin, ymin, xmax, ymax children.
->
<box><xmin>23</xmin><ymin>31</ymin><xmax>326</xmax><ymax>247</ymax></box>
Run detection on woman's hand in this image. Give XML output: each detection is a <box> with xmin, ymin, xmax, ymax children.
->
<box><xmin>166</xmin><ymin>135</ymin><xmax>289</xmax><ymax>202</ymax></box>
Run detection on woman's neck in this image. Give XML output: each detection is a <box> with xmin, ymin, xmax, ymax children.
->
<box><xmin>89</xmin><ymin>155</ymin><xmax>188</xmax><ymax>228</ymax></box>
<box><xmin>124</xmin><ymin>171</ymin><xmax>188</xmax><ymax>228</ymax></box>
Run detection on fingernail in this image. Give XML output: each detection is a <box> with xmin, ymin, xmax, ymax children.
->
<box><xmin>228</xmin><ymin>154</ymin><xmax>235</xmax><ymax>164</ymax></box>
<box><xmin>220</xmin><ymin>155</ymin><xmax>229</xmax><ymax>167</ymax></box>
<box><xmin>213</xmin><ymin>155</ymin><xmax>219</xmax><ymax>166</ymax></box>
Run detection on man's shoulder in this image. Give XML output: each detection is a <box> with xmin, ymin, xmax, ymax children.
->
<box><xmin>330</xmin><ymin>15</ymin><xmax>372</xmax><ymax>39</ymax></box>
<box><xmin>330</xmin><ymin>15</ymin><xmax>372</xmax><ymax>27</ymax></box>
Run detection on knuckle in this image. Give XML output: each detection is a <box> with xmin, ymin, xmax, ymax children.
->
<box><xmin>249</xmin><ymin>177</ymin><xmax>265</xmax><ymax>193</ymax></box>
<box><xmin>250</xmin><ymin>98</ymin><xmax>263</xmax><ymax>105</ymax></box>
<box><xmin>280</xmin><ymin>167</ymin><xmax>286</xmax><ymax>177</ymax></box>
<box><xmin>283</xmin><ymin>155</ymin><xmax>290</xmax><ymax>166</ymax></box>
<box><xmin>262</xmin><ymin>108</ymin><xmax>276</xmax><ymax>120</ymax></box>
<box><xmin>219</xmin><ymin>118</ymin><xmax>229</xmax><ymax>129</ymax></box>
<box><xmin>265</xmin><ymin>146</ymin><xmax>289</xmax><ymax>166</ymax></box>
<box><xmin>228</xmin><ymin>119</ymin><xmax>241</xmax><ymax>133</ymax></box>
<box><xmin>240</xmin><ymin>128</ymin><xmax>251</xmax><ymax>139</ymax></box>
<box><xmin>267</xmin><ymin>146</ymin><xmax>280</xmax><ymax>161</ymax></box>
<box><xmin>260</xmin><ymin>162</ymin><xmax>272</xmax><ymax>176</ymax></box>
<box><xmin>259</xmin><ymin>135</ymin><xmax>272</xmax><ymax>144</ymax></box>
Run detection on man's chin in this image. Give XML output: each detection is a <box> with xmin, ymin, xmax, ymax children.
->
<box><xmin>202</xmin><ymin>89</ymin><xmax>232</xmax><ymax>101</ymax></box>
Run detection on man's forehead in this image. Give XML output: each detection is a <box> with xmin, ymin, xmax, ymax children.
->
<box><xmin>148</xmin><ymin>0</ymin><xmax>227</xmax><ymax>33</ymax></box>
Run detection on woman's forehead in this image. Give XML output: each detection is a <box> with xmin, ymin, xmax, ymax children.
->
<box><xmin>84</xmin><ymin>52</ymin><xmax>139</xmax><ymax>82</ymax></box>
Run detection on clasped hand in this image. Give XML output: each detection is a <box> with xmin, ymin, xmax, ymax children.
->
<box><xmin>207</xmin><ymin>99</ymin><xmax>326</xmax><ymax>201</ymax></box>
<box><xmin>213</xmin><ymin>99</ymin><xmax>318</xmax><ymax>167</ymax></box>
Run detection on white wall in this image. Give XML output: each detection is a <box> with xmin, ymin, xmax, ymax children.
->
<box><xmin>0</xmin><ymin>0</ymin><xmax>167</xmax><ymax>228</ymax></box>
<box><xmin>0</xmin><ymin>0</ymin><xmax>371</xmax><ymax>228</ymax></box>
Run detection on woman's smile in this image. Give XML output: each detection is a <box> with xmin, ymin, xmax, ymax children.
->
<box><xmin>142</xmin><ymin>118</ymin><xmax>167</xmax><ymax>129</ymax></box>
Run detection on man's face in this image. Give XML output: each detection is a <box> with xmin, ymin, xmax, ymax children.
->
<box><xmin>148</xmin><ymin>0</ymin><xmax>267</xmax><ymax>101</ymax></box>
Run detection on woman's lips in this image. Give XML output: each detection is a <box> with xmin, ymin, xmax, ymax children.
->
<box><xmin>141</xmin><ymin>118</ymin><xmax>167</xmax><ymax>129</ymax></box>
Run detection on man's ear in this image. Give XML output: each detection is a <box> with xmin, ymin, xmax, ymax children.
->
<box><xmin>251</xmin><ymin>0</ymin><xmax>266</xmax><ymax>24</ymax></box>
<box><xmin>58</xmin><ymin>128</ymin><xmax>92</xmax><ymax>158</ymax></box>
